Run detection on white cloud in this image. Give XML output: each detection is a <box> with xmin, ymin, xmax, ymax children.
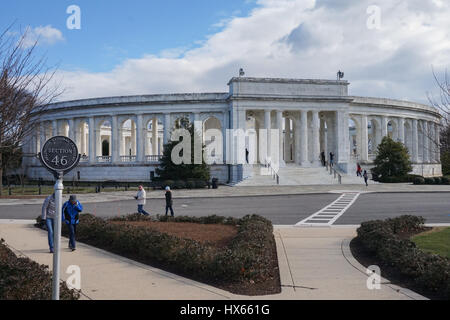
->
<box><xmin>54</xmin><ymin>0</ymin><xmax>450</xmax><ymax>104</ymax></box>
<box><xmin>22</xmin><ymin>25</ymin><xmax>64</xmax><ymax>48</ymax></box>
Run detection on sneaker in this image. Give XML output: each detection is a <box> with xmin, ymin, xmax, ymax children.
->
<box><xmin>71</xmin><ymin>248</ymin><xmax>76</xmax><ymax>252</ymax></box>
<box><xmin>49</xmin><ymin>248</ymin><xmax>54</xmax><ymax>253</ymax></box>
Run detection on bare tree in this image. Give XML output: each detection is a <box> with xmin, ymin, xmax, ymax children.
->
<box><xmin>0</xmin><ymin>25</ymin><xmax>62</xmax><ymax>195</ymax></box>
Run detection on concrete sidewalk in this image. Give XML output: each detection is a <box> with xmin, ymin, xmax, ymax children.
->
<box><xmin>0</xmin><ymin>221</ymin><xmax>427</xmax><ymax>300</ymax></box>
<box><xmin>1</xmin><ymin>183</ymin><xmax>450</xmax><ymax>206</ymax></box>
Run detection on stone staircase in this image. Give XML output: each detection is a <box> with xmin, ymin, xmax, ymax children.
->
<box><xmin>234</xmin><ymin>164</ymin><xmax>374</xmax><ymax>186</ymax></box>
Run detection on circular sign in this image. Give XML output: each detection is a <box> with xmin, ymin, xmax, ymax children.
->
<box><xmin>40</xmin><ymin>136</ymin><xmax>80</xmax><ymax>175</ymax></box>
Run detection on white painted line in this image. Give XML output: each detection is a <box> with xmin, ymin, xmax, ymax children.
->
<box><xmin>295</xmin><ymin>192</ymin><xmax>361</xmax><ymax>226</ymax></box>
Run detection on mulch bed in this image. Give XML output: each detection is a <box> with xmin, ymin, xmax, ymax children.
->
<box><xmin>111</xmin><ymin>221</ymin><xmax>238</xmax><ymax>248</ymax></box>
<box><xmin>110</xmin><ymin>220</ymin><xmax>281</xmax><ymax>296</ymax></box>
<box><xmin>0</xmin><ymin>195</ymin><xmax>47</xmax><ymax>199</ymax></box>
<box><xmin>350</xmin><ymin>227</ymin><xmax>445</xmax><ymax>300</ymax></box>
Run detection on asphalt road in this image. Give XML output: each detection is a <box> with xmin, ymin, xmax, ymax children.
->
<box><xmin>1</xmin><ymin>192</ymin><xmax>449</xmax><ymax>225</ymax></box>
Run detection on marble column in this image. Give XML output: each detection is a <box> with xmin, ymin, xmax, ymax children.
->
<box><xmin>336</xmin><ymin>111</ymin><xmax>350</xmax><ymax>164</ymax></box>
<box><xmin>68</xmin><ymin>119</ymin><xmax>75</xmax><ymax>141</ymax></box>
<box><xmin>381</xmin><ymin>116</ymin><xmax>388</xmax><ymax>138</ymax></box>
<box><xmin>398</xmin><ymin>118</ymin><xmax>405</xmax><ymax>144</ymax></box>
<box><xmin>284</xmin><ymin>117</ymin><xmax>291</xmax><ymax>162</ymax></box>
<box><xmin>294</xmin><ymin>117</ymin><xmax>301</xmax><ymax>164</ymax></box>
<box><xmin>52</xmin><ymin>120</ymin><xmax>58</xmax><ymax>137</ymax></box>
<box><xmin>152</xmin><ymin>118</ymin><xmax>158</xmax><ymax>155</ymax></box>
<box><xmin>136</xmin><ymin>114</ymin><xmax>144</xmax><ymax>162</ymax></box>
<box><xmin>222</xmin><ymin>111</ymin><xmax>228</xmax><ymax>164</ymax></box>
<box><xmin>112</xmin><ymin>115</ymin><xmax>119</xmax><ymax>163</ymax></box>
<box><xmin>40</xmin><ymin>122</ymin><xmax>46</xmax><ymax>150</ymax></box>
<box><xmin>435</xmin><ymin>122</ymin><xmax>440</xmax><ymax>163</ymax></box>
<box><xmin>264</xmin><ymin>110</ymin><xmax>271</xmax><ymax>162</ymax></box>
<box><xmin>163</xmin><ymin>113</ymin><xmax>171</xmax><ymax>145</ymax></box>
<box><xmin>276</xmin><ymin>111</ymin><xmax>284</xmax><ymax>166</ymax></box>
<box><xmin>360</xmin><ymin>115</ymin><xmax>369</xmax><ymax>162</ymax></box>
<box><xmin>300</xmin><ymin>110</ymin><xmax>308</xmax><ymax>166</ymax></box>
<box><xmin>311</xmin><ymin>111</ymin><xmax>320</xmax><ymax>165</ymax></box>
<box><xmin>131</xmin><ymin>120</ymin><xmax>136</xmax><ymax>156</ymax></box>
<box><xmin>411</xmin><ymin>119</ymin><xmax>419</xmax><ymax>163</ymax></box>
<box><xmin>423</xmin><ymin>121</ymin><xmax>430</xmax><ymax>163</ymax></box>
<box><xmin>88</xmin><ymin>117</ymin><xmax>95</xmax><ymax>163</ymax></box>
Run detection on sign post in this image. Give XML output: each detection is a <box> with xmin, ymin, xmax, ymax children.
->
<box><xmin>39</xmin><ymin>136</ymin><xmax>80</xmax><ymax>300</ymax></box>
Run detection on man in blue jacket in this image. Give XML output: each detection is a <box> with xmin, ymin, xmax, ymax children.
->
<box><xmin>62</xmin><ymin>195</ymin><xmax>83</xmax><ymax>251</ymax></box>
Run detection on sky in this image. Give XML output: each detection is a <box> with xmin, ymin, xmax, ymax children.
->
<box><xmin>2</xmin><ymin>0</ymin><xmax>449</xmax><ymax>104</ymax></box>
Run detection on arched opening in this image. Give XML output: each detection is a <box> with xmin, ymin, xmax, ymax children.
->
<box><xmin>387</xmin><ymin>119</ymin><xmax>398</xmax><ymax>141</ymax></box>
<box><xmin>77</xmin><ymin>120</ymin><xmax>89</xmax><ymax>160</ymax></box>
<box><xmin>146</xmin><ymin>117</ymin><xmax>164</xmax><ymax>159</ymax></box>
<box><xmin>368</xmin><ymin>118</ymin><xmax>380</xmax><ymax>155</ymax></box>
<box><xmin>245</xmin><ymin>113</ymin><xmax>259</xmax><ymax>164</ymax></box>
<box><xmin>102</xmin><ymin>140</ymin><xmax>110</xmax><ymax>156</ymax></box>
<box><xmin>121</xmin><ymin>119</ymin><xmax>137</xmax><ymax>161</ymax></box>
<box><xmin>97</xmin><ymin>120</ymin><xmax>111</xmax><ymax>161</ymax></box>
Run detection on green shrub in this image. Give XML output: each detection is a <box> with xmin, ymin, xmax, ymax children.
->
<box><xmin>186</xmin><ymin>180</ymin><xmax>196</xmax><ymax>189</ymax></box>
<box><xmin>413</xmin><ymin>177</ymin><xmax>425</xmax><ymax>185</ymax></box>
<box><xmin>441</xmin><ymin>176</ymin><xmax>450</xmax><ymax>185</ymax></box>
<box><xmin>174</xmin><ymin>180</ymin><xmax>186</xmax><ymax>189</ymax></box>
<box><xmin>0</xmin><ymin>239</ymin><xmax>79</xmax><ymax>300</ymax></box>
<box><xmin>424</xmin><ymin>177</ymin><xmax>435</xmax><ymax>185</ymax></box>
<box><xmin>195</xmin><ymin>180</ymin><xmax>207</xmax><ymax>189</ymax></box>
<box><xmin>36</xmin><ymin>213</ymin><xmax>277</xmax><ymax>288</ymax></box>
<box><xmin>433</xmin><ymin>177</ymin><xmax>442</xmax><ymax>185</ymax></box>
<box><xmin>356</xmin><ymin>215</ymin><xmax>450</xmax><ymax>299</ymax></box>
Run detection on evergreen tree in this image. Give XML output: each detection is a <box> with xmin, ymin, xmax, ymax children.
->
<box><xmin>372</xmin><ymin>136</ymin><xmax>412</xmax><ymax>178</ymax></box>
<box><xmin>155</xmin><ymin>117</ymin><xmax>210</xmax><ymax>181</ymax></box>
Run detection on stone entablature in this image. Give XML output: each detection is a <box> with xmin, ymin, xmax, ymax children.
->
<box><xmin>23</xmin><ymin>77</ymin><xmax>443</xmax><ymax>182</ymax></box>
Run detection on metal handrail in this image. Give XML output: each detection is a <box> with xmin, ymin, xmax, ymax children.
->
<box><xmin>325</xmin><ymin>161</ymin><xmax>342</xmax><ymax>184</ymax></box>
<box><xmin>265</xmin><ymin>160</ymin><xmax>280</xmax><ymax>185</ymax></box>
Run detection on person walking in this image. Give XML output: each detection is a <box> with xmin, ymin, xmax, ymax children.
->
<box><xmin>356</xmin><ymin>163</ymin><xmax>362</xmax><ymax>177</ymax></box>
<box><xmin>165</xmin><ymin>186</ymin><xmax>175</xmax><ymax>217</ymax></box>
<box><xmin>41</xmin><ymin>193</ymin><xmax>56</xmax><ymax>253</ymax></box>
<box><xmin>245</xmin><ymin>148</ymin><xmax>249</xmax><ymax>164</ymax></box>
<box><xmin>62</xmin><ymin>195</ymin><xmax>83</xmax><ymax>251</ymax></box>
<box><xmin>135</xmin><ymin>185</ymin><xmax>150</xmax><ymax>216</ymax></box>
<box><xmin>320</xmin><ymin>151</ymin><xmax>326</xmax><ymax>166</ymax></box>
<box><xmin>363</xmin><ymin>170</ymin><xmax>369</xmax><ymax>187</ymax></box>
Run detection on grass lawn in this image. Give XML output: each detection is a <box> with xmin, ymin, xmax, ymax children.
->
<box><xmin>0</xmin><ymin>185</ymin><xmax>129</xmax><ymax>196</ymax></box>
<box><xmin>411</xmin><ymin>227</ymin><xmax>450</xmax><ymax>259</ymax></box>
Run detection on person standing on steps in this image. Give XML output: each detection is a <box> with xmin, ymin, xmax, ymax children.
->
<box><xmin>245</xmin><ymin>148</ymin><xmax>249</xmax><ymax>164</ymax></box>
<box><xmin>329</xmin><ymin>152</ymin><xmax>334</xmax><ymax>167</ymax></box>
<box><xmin>41</xmin><ymin>193</ymin><xmax>56</xmax><ymax>253</ymax></box>
<box><xmin>62</xmin><ymin>195</ymin><xmax>83</xmax><ymax>251</ymax></box>
<box><xmin>135</xmin><ymin>185</ymin><xmax>150</xmax><ymax>216</ymax></box>
<box><xmin>363</xmin><ymin>170</ymin><xmax>369</xmax><ymax>187</ymax></box>
<box><xmin>356</xmin><ymin>163</ymin><xmax>362</xmax><ymax>177</ymax></box>
<box><xmin>165</xmin><ymin>186</ymin><xmax>175</xmax><ymax>217</ymax></box>
<box><xmin>320</xmin><ymin>151</ymin><xmax>326</xmax><ymax>166</ymax></box>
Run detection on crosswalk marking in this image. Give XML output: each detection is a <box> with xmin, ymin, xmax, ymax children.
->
<box><xmin>295</xmin><ymin>192</ymin><xmax>361</xmax><ymax>226</ymax></box>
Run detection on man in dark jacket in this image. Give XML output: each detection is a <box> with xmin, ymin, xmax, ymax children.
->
<box><xmin>62</xmin><ymin>195</ymin><xmax>83</xmax><ymax>251</ymax></box>
<box><xmin>165</xmin><ymin>186</ymin><xmax>174</xmax><ymax>217</ymax></box>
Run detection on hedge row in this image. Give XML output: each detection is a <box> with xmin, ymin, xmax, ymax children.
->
<box><xmin>356</xmin><ymin>215</ymin><xmax>450</xmax><ymax>299</ymax></box>
<box><xmin>0</xmin><ymin>239</ymin><xmax>79</xmax><ymax>300</ymax></box>
<box><xmin>111</xmin><ymin>212</ymin><xmax>239</xmax><ymax>225</ymax></box>
<box><xmin>373</xmin><ymin>174</ymin><xmax>422</xmax><ymax>183</ymax></box>
<box><xmin>158</xmin><ymin>179</ymin><xmax>210</xmax><ymax>189</ymax></box>
<box><xmin>413</xmin><ymin>176</ymin><xmax>450</xmax><ymax>185</ymax></box>
<box><xmin>36</xmin><ymin>213</ymin><xmax>278</xmax><ymax>287</ymax></box>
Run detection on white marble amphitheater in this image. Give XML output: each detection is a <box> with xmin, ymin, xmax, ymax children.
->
<box><xmin>23</xmin><ymin>77</ymin><xmax>442</xmax><ymax>184</ymax></box>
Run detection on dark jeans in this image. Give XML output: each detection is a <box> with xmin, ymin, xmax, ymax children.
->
<box><xmin>165</xmin><ymin>205</ymin><xmax>174</xmax><ymax>217</ymax></box>
<box><xmin>45</xmin><ymin>218</ymin><xmax>54</xmax><ymax>250</ymax></box>
<box><xmin>68</xmin><ymin>224</ymin><xmax>77</xmax><ymax>249</ymax></box>
<box><xmin>138</xmin><ymin>204</ymin><xmax>150</xmax><ymax>215</ymax></box>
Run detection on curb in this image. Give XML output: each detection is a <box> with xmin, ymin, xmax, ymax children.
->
<box><xmin>340</xmin><ymin>238</ymin><xmax>429</xmax><ymax>301</ymax></box>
